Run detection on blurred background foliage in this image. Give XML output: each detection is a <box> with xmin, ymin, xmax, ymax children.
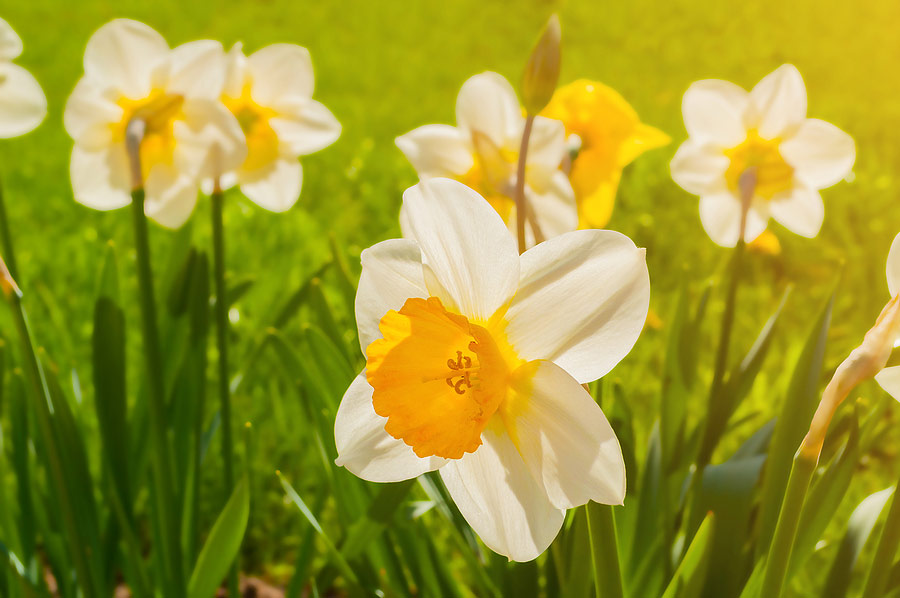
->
<box><xmin>2</xmin><ymin>0</ymin><xmax>900</xmax><ymax>596</ymax></box>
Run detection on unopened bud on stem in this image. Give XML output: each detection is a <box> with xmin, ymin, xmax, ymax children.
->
<box><xmin>801</xmin><ymin>294</ymin><xmax>900</xmax><ymax>460</ymax></box>
<box><xmin>521</xmin><ymin>14</ymin><xmax>561</xmax><ymax>115</ymax></box>
<box><xmin>0</xmin><ymin>253</ymin><xmax>21</xmax><ymax>299</ymax></box>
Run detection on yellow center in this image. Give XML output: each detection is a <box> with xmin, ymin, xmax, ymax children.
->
<box><xmin>114</xmin><ymin>90</ymin><xmax>185</xmax><ymax>180</ymax></box>
<box><xmin>366</xmin><ymin>296</ymin><xmax>521</xmax><ymax>459</ymax></box>
<box><xmin>724</xmin><ymin>130</ymin><xmax>794</xmax><ymax>200</ymax></box>
<box><xmin>222</xmin><ymin>84</ymin><xmax>280</xmax><ymax>172</ymax></box>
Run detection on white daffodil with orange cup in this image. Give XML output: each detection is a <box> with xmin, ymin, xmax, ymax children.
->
<box><xmin>63</xmin><ymin>19</ymin><xmax>246</xmax><ymax>227</ymax></box>
<box><xmin>334</xmin><ymin>177</ymin><xmax>650</xmax><ymax>561</ymax></box>
<box><xmin>670</xmin><ymin>64</ymin><xmax>855</xmax><ymax>247</ymax></box>
<box><xmin>212</xmin><ymin>42</ymin><xmax>341</xmax><ymax>211</ymax></box>
<box><xmin>0</xmin><ymin>17</ymin><xmax>46</xmax><ymax>138</ymax></box>
<box><xmin>396</xmin><ymin>72</ymin><xmax>576</xmax><ymax>248</ymax></box>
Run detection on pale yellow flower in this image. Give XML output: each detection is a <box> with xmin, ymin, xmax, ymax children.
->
<box><xmin>0</xmin><ymin>17</ymin><xmax>46</xmax><ymax>138</ymax></box>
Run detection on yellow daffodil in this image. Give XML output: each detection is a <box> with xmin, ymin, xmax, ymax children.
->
<box><xmin>0</xmin><ymin>17</ymin><xmax>46</xmax><ymax>137</ymax></box>
<box><xmin>670</xmin><ymin>64</ymin><xmax>855</xmax><ymax>247</ymax></box>
<box><xmin>541</xmin><ymin>79</ymin><xmax>669</xmax><ymax>228</ymax></box>
<box><xmin>63</xmin><ymin>19</ymin><xmax>246</xmax><ymax>227</ymax></box>
<box><xmin>875</xmin><ymin>233</ymin><xmax>900</xmax><ymax>398</ymax></box>
<box><xmin>334</xmin><ymin>177</ymin><xmax>650</xmax><ymax>561</ymax></box>
<box><xmin>396</xmin><ymin>72</ymin><xmax>576</xmax><ymax>248</ymax></box>
<box><xmin>213</xmin><ymin>42</ymin><xmax>340</xmax><ymax>211</ymax></box>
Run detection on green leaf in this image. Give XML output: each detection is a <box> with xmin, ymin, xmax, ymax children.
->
<box><xmin>662</xmin><ymin>513</ymin><xmax>715</xmax><ymax>598</ymax></box>
<box><xmin>756</xmin><ymin>288</ymin><xmax>835</xmax><ymax>558</ymax></box>
<box><xmin>340</xmin><ymin>479</ymin><xmax>415</xmax><ymax>560</ymax></box>
<box><xmin>187</xmin><ymin>478</ymin><xmax>250</xmax><ymax>598</ymax></box>
<box><xmin>278</xmin><ymin>472</ymin><xmax>360</xmax><ymax>589</ymax></box>
<box><xmin>787</xmin><ymin>405</ymin><xmax>861</xmax><ymax>578</ymax></box>
<box><xmin>822</xmin><ymin>487</ymin><xmax>894</xmax><ymax>598</ymax></box>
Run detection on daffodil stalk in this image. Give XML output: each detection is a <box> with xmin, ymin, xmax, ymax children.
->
<box><xmin>586</xmin><ymin>501</ymin><xmax>624</xmax><ymax>598</ymax></box>
<box><xmin>761</xmin><ymin>294</ymin><xmax>900</xmax><ymax>598</ymax></box>
<box><xmin>513</xmin><ymin>114</ymin><xmax>535</xmax><ymax>253</ymax></box>
<box><xmin>0</xmin><ymin>256</ymin><xmax>101</xmax><ymax>596</ymax></box>
<box><xmin>125</xmin><ymin>118</ymin><xmax>185</xmax><ymax>593</ymax></box>
<box><xmin>686</xmin><ymin>168</ymin><xmax>757</xmax><ymax>538</ymax></box>
<box><xmin>210</xmin><ymin>173</ymin><xmax>241</xmax><ymax>598</ymax></box>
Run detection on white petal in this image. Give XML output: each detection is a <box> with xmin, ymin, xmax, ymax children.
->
<box><xmin>83</xmin><ymin>19</ymin><xmax>168</xmax><ymax>99</ymax></box>
<box><xmin>507</xmin><ymin>171</ymin><xmax>577</xmax><ymax>248</ymax></box>
<box><xmin>507</xmin><ymin>360</ymin><xmax>625</xmax><ymax>508</ymax></box>
<box><xmin>440</xmin><ymin>424</ymin><xmax>565</xmax><ymax>562</ymax></box>
<box><xmin>335</xmin><ymin>373</ymin><xmax>447</xmax><ymax>482</ymax></box>
<box><xmin>166</xmin><ymin>40</ymin><xmax>226</xmax><ymax>100</ymax></box>
<box><xmin>526</xmin><ymin>115</ymin><xmax>567</xmax><ymax>171</ymax></box>
<box><xmin>395</xmin><ymin>124</ymin><xmax>473</xmax><ymax>177</ymax></box>
<box><xmin>876</xmin><ymin>366</ymin><xmax>900</xmax><ymax>403</ymax></box>
<box><xmin>670</xmin><ymin>141</ymin><xmax>729</xmax><ymax>196</ymax></box>
<box><xmin>355</xmin><ymin>238</ymin><xmax>429</xmax><ymax>355</ymax></box>
<box><xmin>748</xmin><ymin>64</ymin><xmax>807</xmax><ymax>138</ymax></box>
<box><xmin>698</xmin><ymin>192</ymin><xmax>768</xmax><ymax>247</ymax></box>
<box><xmin>682</xmin><ymin>79</ymin><xmax>749</xmax><ymax>147</ymax></box>
<box><xmin>0</xmin><ymin>17</ymin><xmax>23</xmax><ymax>61</ymax></box>
<box><xmin>0</xmin><ymin>63</ymin><xmax>46</xmax><ymax>138</ymax></box>
<box><xmin>223</xmin><ymin>42</ymin><xmax>247</xmax><ymax>98</ymax></box>
<box><xmin>178</xmin><ymin>99</ymin><xmax>248</xmax><ymax>180</ymax></box>
<box><xmin>269</xmin><ymin>98</ymin><xmax>341</xmax><ymax>156</ymax></box>
<box><xmin>769</xmin><ymin>187</ymin><xmax>823</xmax><ymax>238</ymax></box>
<box><xmin>402</xmin><ymin>178</ymin><xmax>519</xmax><ymax>322</ymax></box>
<box><xmin>238</xmin><ymin>158</ymin><xmax>302</xmax><ymax>212</ymax></box>
<box><xmin>779</xmin><ymin>119</ymin><xmax>855</xmax><ymax>189</ymax></box>
<box><xmin>248</xmin><ymin>43</ymin><xmax>314</xmax><ymax>106</ymax></box>
<box><xmin>144</xmin><ymin>164</ymin><xmax>198</xmax><ymax>228</ymax></box>
<box><xmin>886</xmin><ymin>233</ymin><xmax>900</xmax><ymax>297</ymax></box>
<box><xmin>456</xmin><ymin>72</ymin><xmax>521</xmax><ymax>147</ymax></box>
<box><xmin>505</xmin><ymin>229</ymin><xmax>649</xmax><ymax>383</ymax></box>
<box><xmin>64</xmin><ymin>78</ymin><xmax>122</xmax><ymax>148</ymax></box>
<box><xmin>70</xmin><ymin>145</ymin><xmax>131</xmax><ymax>211</ymax></box>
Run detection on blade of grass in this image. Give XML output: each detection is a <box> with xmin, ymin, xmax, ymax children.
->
<box><xmin>587</xmin><ymin>502</ymin><xmax>624</xmax><ymax>598</ymax></box>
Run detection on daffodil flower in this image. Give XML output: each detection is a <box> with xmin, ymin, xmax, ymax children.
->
<box><xmin>63</xmin><ymin>19</ymin><xmax>246</xmax><ymax>227</ymax></box>
<box><xmin>541</xmin><ymin>79</ymin><xmax>669</xmax><ymax>229</ymax></box>
<box><xmin>212</xmin><ymin>42</ymin><xmax>340</xmax><ymax>211</ymax></box>
<box><xmin>396</xmin><ymin>72</ymin><xmax>576</xmax><ymax>248</ymax></box>
<box><xmin>334</xmin><ymin>177</ymin><xmax>649</xmax><ymax>561</ymax></box>
<box><xmin>0</xmin><ymin>17</ymin><xmax>46</xmax><ymax>138</ymax></box>
<box><xmin>670</xmin><ymin>64</ymin><xmax>855</xmax><ymax>247</ymax></box>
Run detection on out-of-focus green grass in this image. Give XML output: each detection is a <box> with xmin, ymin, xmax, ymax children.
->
<box><xmin>2</xmin><ymin>0</ymin><xmax>900</xmax><ymax>593</ymax></box>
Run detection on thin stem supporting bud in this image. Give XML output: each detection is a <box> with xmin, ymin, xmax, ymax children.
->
<box><xmin>514</xmin><ymin>115</ymin><xmax>535</xmax><ymax>254</ymax></box>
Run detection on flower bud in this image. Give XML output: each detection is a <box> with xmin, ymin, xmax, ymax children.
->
<box><xmin>521</xmin><ymin>14</ymin><xmax>561</xmax><ymax>115</ymax></box>
<box><xmin>0</xmin><ymin>254</ymin><xmax>20</xmax><ymax>298</ymax></box>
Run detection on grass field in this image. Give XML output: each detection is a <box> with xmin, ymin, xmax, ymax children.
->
<box><xmin>2</xmin><ymin>0</ymin><xmax>900</xmax><ymax>596</ymax></box>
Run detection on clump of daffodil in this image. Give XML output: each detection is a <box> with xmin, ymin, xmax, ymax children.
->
<box><xmin>334</xmin><ymin>177</ymin><xmax>650</xmax><ymax>561</ymax></box>
<box><xmin>670</xmin><ymin>64</ymin><xmax>855</xmax><ymax>247</ymax></box>
<box><xmin>0</xmin><ymin>17</ymin><xmax>46</xmax><ymax>138</ymax></box>
<box><xmin>541</xmin><ymin>80</ymin><xmax>669</xmax><ymax>229</ymax></box>
<box><xmin>63</xmin><ymin>19</ymin><xmax>246</xmax><ymax>227</ymax></box>
<box><xmin>395</xmin><ymin>72</ymin><xmax>576</xmax><ymax>249</ymax></box>
<box><xmin>212</xmin><ymin>42</ymin><xmax>340</xmax><ymax>211</ymax></box>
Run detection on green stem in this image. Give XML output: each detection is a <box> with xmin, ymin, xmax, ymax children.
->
<box><xmin>5</xmin><ymin>290</ymin><xmax>99</xmax><ymax>597</ymax></box>
<box><xmin>129</xmin><ymin>187</ymin><xmax>184</xmax><ymax>593</ymax></box>
<box><xmin>586</xmin><ymin>502</ymin><xmax>625</xmax><ymax>598</ymax></box>
<box><xmin>211</xmin><ymin>189</ymin><xmax>239</xmax><ymax>598</ymax></box>
<box><xmin>861</xmin><ymin>471</ymin><xmax>900</xmax><ymax>598</ymax></box>
<box><xmin>513</xmin><ymin>114</ymin><xmax>535</xmax><ymax>254</ymax></box>
<box><xmin>759</xmin><ymin>449</ymin><xmax>817</xmax><ymax>598</ymax></box>
<box><xmin>0</xmin><ymin>174</ymin><xmax>19</xmax><ymax>280</ymax></box>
